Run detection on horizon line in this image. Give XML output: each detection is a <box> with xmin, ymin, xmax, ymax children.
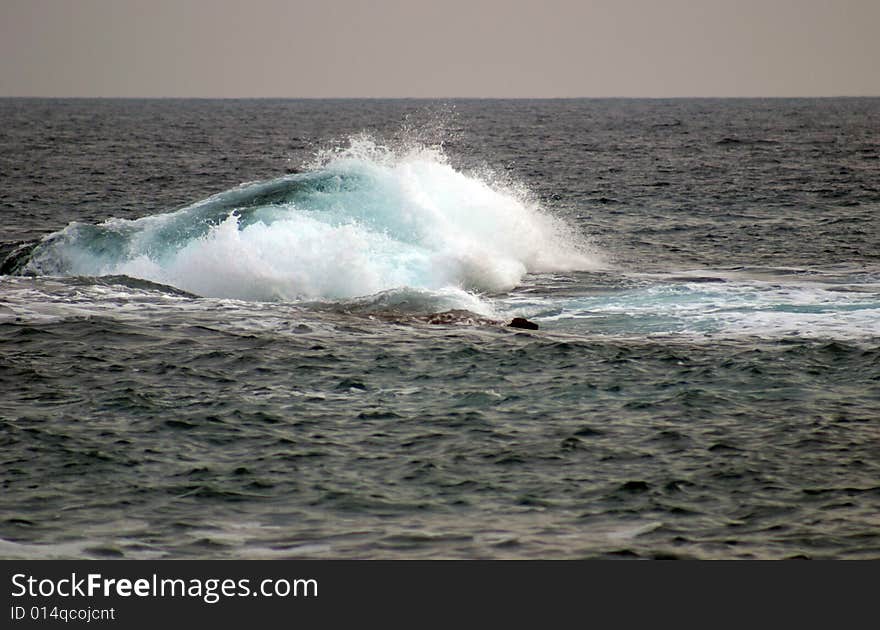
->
<box><xmin>2</xmin><ymin>94</ymin><xmax>879</xmax><ymax>100</ymax></box>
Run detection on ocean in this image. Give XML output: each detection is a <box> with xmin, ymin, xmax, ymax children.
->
<box><xmin>1</xmin><ymin>98</ymin><xmax>878</xmax><ymax>559</ymax></box>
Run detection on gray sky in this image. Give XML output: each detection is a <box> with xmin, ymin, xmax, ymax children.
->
<box><xmin>1</xmin><ymin>0</ymin><xmax>878</xmax><ymax>97</ymax></box>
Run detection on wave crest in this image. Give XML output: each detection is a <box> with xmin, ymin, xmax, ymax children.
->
<box><xmin>21</xmin><ymin>136</ymin><xmax>600</xmax><ymax>304</ymax></box>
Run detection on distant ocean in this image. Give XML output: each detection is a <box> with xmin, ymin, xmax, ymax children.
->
<box><xmin>1</xmin><ymin>98</ymin><xmax>878</xmax><ymax>559</ymax></box>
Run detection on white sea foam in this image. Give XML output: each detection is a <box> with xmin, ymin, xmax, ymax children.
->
<box><xmin>538</xmin><ymin>276</ymin><xmax>880</xmax><ymax>340</ymax></box>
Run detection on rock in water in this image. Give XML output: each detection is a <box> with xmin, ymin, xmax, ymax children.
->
<box><xmin>424</xmin><ymin>310</ymin><xmax>498</xmax><ymax>326</ymax></box>
<box><xmin>508</xmin><ymin>317</ymin><xmax>539</xmax><ymax>330</ymax></box>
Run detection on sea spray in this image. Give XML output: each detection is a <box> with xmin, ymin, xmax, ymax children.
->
<box><xmin>22</xmin><ymin>136</ymin><xmax>600</xmax><ymax>306</ymax></box>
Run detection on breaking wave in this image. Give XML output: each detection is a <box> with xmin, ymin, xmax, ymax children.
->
<box><xmin>16</xmin><ymin>137</ymin><xmax>599</xmax><ymax>311</ymax></box>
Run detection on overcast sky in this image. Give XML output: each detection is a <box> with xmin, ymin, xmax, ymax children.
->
<box><xmin>1</xmin><ymin>0</ymin><xmax>878</xmax><ymax>98</ymax></box>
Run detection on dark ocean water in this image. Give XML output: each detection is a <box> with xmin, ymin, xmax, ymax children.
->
<box><xmin>1</xmin><ymin>98</ymin><xmax>878</xmax><ymax>559</ymax></box>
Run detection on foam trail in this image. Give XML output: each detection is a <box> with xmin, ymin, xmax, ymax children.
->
<box><xmin>21</xmin><ymin>137</ymin><xmax>598</xmax><ymax>310</ymax></box>
<box><xmin>527</xmin><ymin>276</ymin><xmax>880</xmax><ymax>340</ymax></box>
